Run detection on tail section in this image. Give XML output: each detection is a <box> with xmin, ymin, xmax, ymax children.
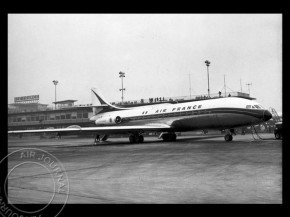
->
<box><xmin>91</xmin><ymin>88</ymin><xmax>128</xmax><ymax>110</ymax></box>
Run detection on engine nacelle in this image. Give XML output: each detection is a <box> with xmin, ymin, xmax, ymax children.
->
<box><xmin>115</xmin><ymin>116</ymin><xmax>122</xmax><ymax>124</ymax></box>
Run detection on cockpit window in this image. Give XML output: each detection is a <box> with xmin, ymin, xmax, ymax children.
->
<box><xmin>246</xmin><ymin>105</ymin><xmax>263</xmax><ymax>109</ymax></box>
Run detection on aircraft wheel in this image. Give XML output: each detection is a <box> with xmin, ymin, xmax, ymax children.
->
<box><xmin>162</xmin><ymin>134</ymin><xmax>176</xmax><ymax>141</ymax></box>
<box><xmin>134</xmin><ymin>135</ymin><xmax>140</xmax><ymax>143</ymax></box>
<box><xmin>139</xmin><ymin>135</ymin><xmax>144</xmax><ymax>143</ymax></box>
<box><xmin>162</xmin><ymin>134</ymin><xmax>169</xmax><ymax>141</ymax></box>
<box><xmin>169</xmin><ymin>134</ymin><xmax>176</xmax><ymax>141</ymax></box>
<box><xmin>224</xmin><ymin>134</ymin><xmax>233</xmax><ymax>142</ymax></box>
<box><xmin>101</xmin><ymin>135</ymin><xmax>109</xmax><ymax>141</ymax></box>
<box><xmin>275</xmin><ymin>133</ymin><xmax>281</xmax><ymax>140</ymax></box>
<box><xmin>129</xmin><ymin>135</ymin><xmax>135</xmax><ymax>143</ymax></box>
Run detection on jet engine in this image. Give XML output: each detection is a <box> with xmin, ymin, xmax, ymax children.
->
<box><xmin>115</xmin><ymin>116</ymin><xmax>122</xmax><ymax>124</ymax></box>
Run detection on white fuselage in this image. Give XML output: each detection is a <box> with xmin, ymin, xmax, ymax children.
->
<box><xmin>90</xmin><ymin>97</ymin><xmax>271</xmax><ymax>132</ymax></box>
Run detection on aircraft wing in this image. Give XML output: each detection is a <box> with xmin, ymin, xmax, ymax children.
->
<box><xmin>8</xmin><ymin>124</ymin><xmax>172</xmax><ymax>135</ymax></box>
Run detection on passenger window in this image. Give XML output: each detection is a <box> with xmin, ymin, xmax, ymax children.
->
<box><xmin>252</xmin><ymin>106</ymin><xmax>256</xmax><ymax>109</ymax></box>
<box><xmin>246</xmin><ymin>105</ymin><xmax>251</xmax><ymax>109</ymax></box>
<box><xmin>254</xmin><ymin>105</ymin><xmax>260</xmax><ymax>109</ymax></box>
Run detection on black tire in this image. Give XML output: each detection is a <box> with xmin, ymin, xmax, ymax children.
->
<box><xmin>169</xmin><ymin>134</ymin><xmax>176</xmax><ymax>141</ymax></box>
<box><xmin>134</xmin><ymin>135</ymin><xmax>140</xmax><ymax>143</ymax></box>
<box><xmin>129</xmin><ymin>135</ymin><xmax>135</xmax><ymax>143</ymax></box>
<box><xmin>139</xmin><ymin>135</ymin><xmax>144</xmax><ymax>143</ymax></box>
<box><xmin>162</xmin><ymin>134</ymin><xmax>168</xmax><ymax>141</ymax></box>
<box><xmin>224</xmin><ymin>134</ymin><xmax>233</xmax><ymax>142</ymax></box>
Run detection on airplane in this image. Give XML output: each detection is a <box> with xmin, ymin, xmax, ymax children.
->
<box><xmin>8</xmin><ymin>88</ymin><xmax>272</xmax><ymax>143</ymax></box>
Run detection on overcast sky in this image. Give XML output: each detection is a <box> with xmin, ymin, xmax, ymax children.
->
<box><xmin>8</xmin><ymin>14</ymin><xmax>282</xmax><ymax>112</ymax></box>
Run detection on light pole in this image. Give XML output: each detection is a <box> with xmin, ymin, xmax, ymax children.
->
<box><xmin>205</xmin><ymin>60</ymin><xmax>211</xmax><ymax>97</ymax></box>
<box><xmin>246</xmin><ymin>82</ymin><xmax>252</xmax><ymax>96</ymax></box>
<box><xmin>119</xmin><ymin>71</ymin><xmax>125</xmax><ymax>103</ymax></box>
<box><xmin>52</xmin><ymin>80</ymin><xmax>58</xmax><ymax>109</ymax></box>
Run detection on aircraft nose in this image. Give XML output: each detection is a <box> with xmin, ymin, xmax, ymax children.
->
<box><xmin>263</xmin><ymin>110</ymin><xmax>272</xmax><ymax>121</ymax></box>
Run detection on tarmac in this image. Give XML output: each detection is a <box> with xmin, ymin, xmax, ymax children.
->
<box><xmin>7</xmin><ymin>133</ymin><xmax>282</xmax><ymax>204</ymax></box>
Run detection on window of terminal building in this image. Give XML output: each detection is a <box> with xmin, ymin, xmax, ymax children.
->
<box><xmin>71</xmin><ymin>115</ymin><xmax>76</xmax><ymax>119</ymax></box>
<box><xmin>35</xmin><ymin>116</ymin><xmax>39</xmax><ymax>121</ymax></box>
<box><xmin>61</xmin><ymin>114</ymin><xmax>66</xmax><ymax>120</ymax></box>
<box><xmin>66</xmin><ymin>114</ymin><xmax>71</xmax><ymax>119</ymax></box>
<box><xmin>56</xmin><ymin>116</ymin><xmax>60</xmax><ymax>120</ymax></box>
<box><xmin>17</xmin><ymin>117</ymin><xmax>21</xmax><ymax>122</ymax></box>
<box><xmin>77</xmin><ymin>112</ymin><xmax>82</xmax><ymax>119</ymax></box>
<box><xmin>27</xmin><ymin>117</ymin><xmax>31</xmax><ymax>122</ymax></box>
<box><xmin>83</xmin><ymin>113</ymin><xmax>88</xmax><ymax>118</ymax></box>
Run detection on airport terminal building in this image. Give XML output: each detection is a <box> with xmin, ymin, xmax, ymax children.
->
<box><xmin>8</xmin><ymin>99</ymin><xmax>93</xmax><ymax>131</ymax></box>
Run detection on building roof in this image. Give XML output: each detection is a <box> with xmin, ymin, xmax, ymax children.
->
<box><xmin>53</xmin><ymin>100</ymin><xmax>78</xmax><ymax>104</ymax></box>
<box><xmin>8</xmin><ymin>103</ymin><xmax>48</xmax><ymax>106</ymax></box>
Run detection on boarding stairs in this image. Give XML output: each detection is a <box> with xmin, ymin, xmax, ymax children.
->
<box><xmin>269</xmin><ymin>107</ymin><xmax>281</xmax><ymax>123</ymax></box>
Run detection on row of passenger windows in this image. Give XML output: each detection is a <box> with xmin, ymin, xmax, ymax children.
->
<box><xmin>8</xmin><ymin>112</ymin><xmax>89</xmax><ymax>123</ymax></box>
<box><xmin>142</xmin><ymin>105</ymin><xmax>203</xmax><ymax>115</ymax></box>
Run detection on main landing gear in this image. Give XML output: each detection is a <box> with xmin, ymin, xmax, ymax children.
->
<box><xmin>224</xmin><ymin>129</ymin><xmax>236</xmax><ymax>142</ymax></box>
<box><xmin>159</xmin><ymin>133</ymin><xmax>177</xmax><ymax>142</ymax></box>
<box><xmin>129</xmin><ymin>134</ymin><xmax>144</xmax><ymax>143</ymax></box>
<box><xmin>224</xmin><ymin>134</ymin><xmax>233</xmax><ymax>142</ymax></box>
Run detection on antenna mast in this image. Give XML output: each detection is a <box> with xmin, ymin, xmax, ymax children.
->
<box><xmin>189</xmin><ymin>73</ymin><xmax>192</xmax><ymax>99</ymax></box>
<box><xmin>224</xmin><ymin>74</ymin><xmax>226</xmax><ymax>97</ymax></box>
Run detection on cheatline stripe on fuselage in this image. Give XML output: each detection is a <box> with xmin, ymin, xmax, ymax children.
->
<box><xmin>121</xmin><ymin>107</ymin><xmax>264</xmax><ymax>122</ymax></box>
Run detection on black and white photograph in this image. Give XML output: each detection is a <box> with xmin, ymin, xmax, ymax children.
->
<box><xmin>4</xmin><ymin>13</ymin><xmax>282</xmax><ymax>211</ymax></box>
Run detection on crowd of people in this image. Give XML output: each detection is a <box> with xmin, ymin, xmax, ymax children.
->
<box><xmin>149</xmin><ymin>97</ymin><xmax>166</xmax><ymax>103</ymax></box>
<box><xmin>113</xmin><ymin>92</ymin><xmax>234</xmax><ymax>106</ymax></box>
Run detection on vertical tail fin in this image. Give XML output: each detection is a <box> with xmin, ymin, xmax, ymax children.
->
<box><xmin>91</xmin><ymin>88</ymin><xmax>128</xmax><ymax>110</ymax></box>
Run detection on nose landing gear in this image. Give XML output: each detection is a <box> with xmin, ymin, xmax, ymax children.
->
<box><xmin>224</xmin><ymin>129</ymin><xmax>235</xmax><ymax>142</ymax></box>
